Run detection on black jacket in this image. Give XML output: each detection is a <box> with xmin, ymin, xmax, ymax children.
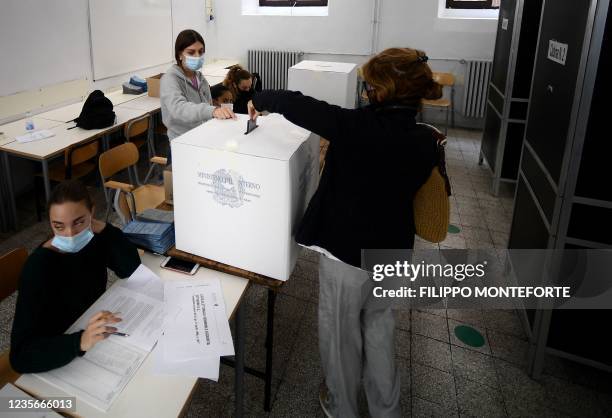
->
<box><xmin>232</xmin><ymin>88</ymin><xmax>254</xmax><ymax>114</ymax></box>
<box><xmin>252</xmin><ymin>90</ymin><xmax>438</xmax><ymax>267</ymax></box>
<box><xmin>10</xmin><ymin>224</ymin><xmax>140</xmax><ymax>373</ymax></box>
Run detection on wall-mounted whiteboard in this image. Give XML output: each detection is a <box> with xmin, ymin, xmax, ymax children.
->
<box><xmin>89</xmin><ymin>0</ymin><xmax>174</xmax><ymax>80</ymax></box>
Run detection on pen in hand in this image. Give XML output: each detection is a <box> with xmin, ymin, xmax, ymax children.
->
<box><xmin>110</xmin><ymin>331</ymin><xmax>130</xmax><ymax>337</ymax></box>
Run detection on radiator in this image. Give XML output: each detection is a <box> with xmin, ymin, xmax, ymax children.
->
<box><xmin>247</xmin><ymin>50</ymin><xmax>303</xmax><ymax>90</ymax></box>
<box><xmin>462</xmin><ymin>60</ymin><xmax>493</xmax><ymax>118</ymax></box>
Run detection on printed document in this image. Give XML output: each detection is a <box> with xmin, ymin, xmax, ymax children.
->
<box><xmin>31</xmin><ymin>264</ymin><xmax>164</xmax><ymax>412</ymax></box>
<box><xmin>153</xmin><ymin>278</ymin><xmax>234</xmax><ymax>381</ymax></box>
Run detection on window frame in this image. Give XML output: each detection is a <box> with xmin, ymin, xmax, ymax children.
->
<box><xmin>446</xmin><ymin>0</ymin><xmax>499</xmax><ymax>9</ymax></box>
<box><xmin>259</xmin><ymin>0</ymin><xmax>328</xmax><ymax>6</ymax></box>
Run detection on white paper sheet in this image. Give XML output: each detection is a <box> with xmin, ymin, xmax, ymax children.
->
<box><xmin>163</xmin><ymin>279</ymin><xmax>234</xmax><ymax>358</ymax></box>
<box><xmin>15</xmin><ymin>129</ymin><xmax>55</xmax><ymax>143</ymax></box>
<box><xmin>152</xmin><ymin>278</ymin><xmax>233</xmax><ymax>380</ymax></box>
<box><xmin>35</xmin><ymin>339</ymin><xmax>146</xmax><ymax>413</ymax></box>
<box><xmin>152</xmin><ymin>335</ymin><xmax>220</xmax><ymax>381</ymax></box>
<box><xmin>67</xmin><ymin>284</ymin><xmax>163</xmax><ymax>353</ymax></box>
<box><xmin>120</xmin><ymin>264</ymin><xmax>164</xmax><ymax>301</ymax></box>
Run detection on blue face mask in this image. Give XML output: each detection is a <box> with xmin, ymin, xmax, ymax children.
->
<box><xmin>183</xmin><ymin>54</ymin><xmax>204</xmax><ymax>71</ymax></box>
<box><xmin>52</xmin><ymin>223</ymin><xmax>95</xmax><ymax>253</ymax></box>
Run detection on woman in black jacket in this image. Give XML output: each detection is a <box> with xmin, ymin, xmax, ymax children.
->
<box><xmin>249</xmin><ymin>48</ymin><xmax>442</xmax><ymax>418</ymax></box>
<box><xmin>10</xmin><ymin>180</ymin><xmax>140</xmax><ymax>373</ymax></box>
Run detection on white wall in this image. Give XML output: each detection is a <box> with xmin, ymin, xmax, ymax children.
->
<box><xmin>0</xmin><ymin>0</ymin><xmax>210</xmax><ymax>99</ymax></box>
<box><xmin>207</xmin><ymin>0</ymin><xmax>496</xmax><ymax>63</ymax></box>
<box><xmin>205</xmin><ymin>0</ymin><xmax>373</xmax><ymax>61</ymax></box>
<box><xmin>206</xmin><ymin>0</ymin><xmax>498</xmax><ymax>129</ymax></box>
<box><xmin>0</xmin><ymin>0</ymin><xmax>211</xmax><ymax>194</ymax></box>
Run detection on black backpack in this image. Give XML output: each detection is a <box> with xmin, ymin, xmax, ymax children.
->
<box><xmin>74</xmin><ymin>90</ymin><xmax>115</xmax><ymax>129</ymax></box>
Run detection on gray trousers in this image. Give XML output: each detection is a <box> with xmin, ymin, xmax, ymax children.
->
<box><xmin>318</xmin><ymin>254</ymin><xmax>402</xmax><ymax>418</ymax></box>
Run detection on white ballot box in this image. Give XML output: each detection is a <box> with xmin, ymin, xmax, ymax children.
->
<box><xmin>171</xmin><ymin>114</ymin><xmax>319</xmax><ymax>280</ymax></box>
<box><xmin>288</xmin><ymin>60</ymin><xmax>358</xmax><ymax>108</ymax></box>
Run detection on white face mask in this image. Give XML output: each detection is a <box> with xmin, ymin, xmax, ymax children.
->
<box><xmin>183</xmin><ymin>54</ymin><xmax>204</xmax><ymax>71</ymax></box>
<box><xmin>51</xmin><ymin>220</ymin><xmax>94</xmax><ymax>253</ymax></box>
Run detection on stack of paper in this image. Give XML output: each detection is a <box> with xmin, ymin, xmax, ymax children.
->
<box><xmin>32</xmin><ymin>264</ymin><xmax>165</xmax><ymax>412</ymax></box>
<box><xmin>123</xmin><ymin>220</ymin><xmax>175</xmax><ymax>254</ymax></box>
<box><xmin>154</xmin><ymin>279</ymin><xmax>234</xmax><ymax>381</ymax></box>
<box><xmin>137</xmin><ymin>208</ymin><xmax>174</xmax><ymax>224</ymax></box>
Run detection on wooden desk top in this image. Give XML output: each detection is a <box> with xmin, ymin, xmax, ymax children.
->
<box><xmin>15</xmin><ymin>252</ymin><xmax>250</xmax><ymax>418</ymax></box>
<box><xmin>116</xmin><ymin>95</ymin><xmax>161</xmax><ymax>113</ymax></box>
<box><xmin>0</xmin><ymin>108</ymin><xmax>145</xmax><ymax>160</ymax></box>
<box><xmin>0</xmin><ymin>118</ymin><xmax>65</xmax><ymax>147</ymax></box>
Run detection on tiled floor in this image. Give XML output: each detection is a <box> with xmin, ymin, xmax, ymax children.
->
<box><xmin>1</xmin><ymin>128</ymin><xmax>611</xmax><ymax>417</ymax></box>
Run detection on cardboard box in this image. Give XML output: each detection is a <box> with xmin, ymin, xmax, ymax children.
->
<box><xmin>146</xmin><ymin>73</ymin><xmax>163</xmax><ymax>97</ymax></box>
<box><xmin>171</xmin><ymin>113</ymin><xmax>319</xmax><ymax>280</ymax></box>
<box><xmin>163</xmin><ymin>165</ymin><xmax>173</xmax><ymax>204</ymax></box>
<box><xmin>288</xmin><ymin>60</ymin><xmax>358</xmax><ymax>109</ymax></box>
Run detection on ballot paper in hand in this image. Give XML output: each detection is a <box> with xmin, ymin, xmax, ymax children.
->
<box><xmin>31</xmin><ymin>264</ymin><xmax>165</xmax><ymax>412</ymax></box>
<box><xmin>154</xmin><ymin>278</ymin><xmax>233</xmax><ymax>380</ymax></box>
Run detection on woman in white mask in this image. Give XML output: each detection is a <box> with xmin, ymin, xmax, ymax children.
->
<box><xmin>10</xmin><ymin>180</ymin><xmax>141</xmax><ymax>373</ymax></box>
<box><xmin>160</xmin><ymin>29</ymin><xmax>235</xmax><ymax>143</ymax></box>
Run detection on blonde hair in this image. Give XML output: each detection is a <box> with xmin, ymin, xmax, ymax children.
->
<box><xmin>360</xmin><ymin>48</ymin><xmax>442</xmax><ymax>106</ymax></box>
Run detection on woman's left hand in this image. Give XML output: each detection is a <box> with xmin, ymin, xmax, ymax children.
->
<box><xmin>248</xmin><ymin>100</ymin><xmax>259</xmax><ymax>121</ymax></box>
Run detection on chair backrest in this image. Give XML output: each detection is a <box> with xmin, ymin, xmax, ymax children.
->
<box><xmin>65</xmin><ymin>139</ymin><xmax>99</xmax><ymax>167</ymax></box>
<box><xmin>124</xmin><ymin>114</ymin><xmax>149</xmax><ymax>140</ymax></box>
<box><xmin>432</xmin><ymin>72</ymin><xmax>455</xmax><ymax>87</ymax></box>
<box><xmin>99</xmin><ymin>142</ymin><xmax>139</xmax><ymax>180</ymax></box>
<box><xmin>0</xmin><ymin>248</ymin><xmax>27</xmax><ymax>301</ymax></box>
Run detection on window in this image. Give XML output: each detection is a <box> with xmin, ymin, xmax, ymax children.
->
<box><xmin>446</xmin><ymin>0</ymin><xmax>500</xmax><ymax>9</ymax></box>
<box><xmin>259</xmin><ymin>0</ymin><xmax>328</xmax><ymax>6</ymax></box>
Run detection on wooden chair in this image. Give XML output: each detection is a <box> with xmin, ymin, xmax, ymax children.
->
<box><xmin>99</xmin><ymin>142</ymin><xmax>166</xmax><ymax>224</ymax></box>
<box><xmin>0</xmin><ymin>247</ymin><xmax>28</xmax><ymax>387</ymax></box>
<box><xmin>34</xmin><ymin>138</ymin><xmax>100</xmax><ymax>221</ymax></box>
<box><xmin>421</xmin><ymin>72</ymin><xmax>456</xmax><ymax>135</ymax></box>
<box><xmin>124</xmin><ymin>114</ymin><xmax>149</xmax><ymax>151</ymax></box>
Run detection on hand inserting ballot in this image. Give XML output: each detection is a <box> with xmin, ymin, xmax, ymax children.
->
<box><xmin>247</xmin><ymin>100</ymin><xmax>260</xmax><ymax>122</ymax></box>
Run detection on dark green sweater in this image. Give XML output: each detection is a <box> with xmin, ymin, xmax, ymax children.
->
<box><xmin>10</xmin><ymin>224</ymin><xmax>140</xmax><ymax>373</ymax></box>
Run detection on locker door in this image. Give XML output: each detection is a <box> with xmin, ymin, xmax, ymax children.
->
<box><xmin>490</xmin><ymin>0</ymin><xmax>517</xmax><ymax>94</ymax></box>
<box><xmin>524</xmin><ymin>0</ymin><xmax>593</xmax><ymax>185</ymax></box>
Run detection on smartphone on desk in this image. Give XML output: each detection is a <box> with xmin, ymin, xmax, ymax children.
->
<box><xmin>160</xmin><ymin>256</ymin><xmax>200</xmax><ymax>275</ymax></box>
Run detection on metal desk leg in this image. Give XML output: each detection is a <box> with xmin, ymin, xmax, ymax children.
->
<box><xmin>147</xmin><ymin>115</ymin><xmax>156</xmax><ymax>159</ymax></box>
<box><xmin>2</xmin><ymin>152</ymin><xmax>18</xmax><ymax>229</ymax></box>
<box><xmin>264</xmin><ymin>289</ymin><xmax>277</xmax><ymax>412</ymax></box>
<box><xmin>102</xmin><ymin>134</ymin><xmax>110</xmax><ymax>152</ymax></box>
<box><xmin>235</xmin><ymin>302</ymin><xmax>245</xmax><ymax>418</ymax></box>
<box><xmin>41</xmin><ymin>159</ymin><xmax>52</xmax><ymax>202</ymax></box>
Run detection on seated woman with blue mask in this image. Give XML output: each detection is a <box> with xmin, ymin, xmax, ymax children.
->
<box><xmin>10</xmin><ymin>180</ymin><xmax>141</xmax><ymax>373</ymax></box>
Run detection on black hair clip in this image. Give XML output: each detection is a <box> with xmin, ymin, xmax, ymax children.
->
<box><xmin>417</xmin><ymin>55</ymin><xmax>429</xmax><ymax>63</ymax></box>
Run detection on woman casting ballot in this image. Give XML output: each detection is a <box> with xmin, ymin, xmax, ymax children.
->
<box><xmin>248</xmin><ymin>48</ymin><xmax>442</xmax><ymax>418</ymax></box>
<box><xmin>160</xmin><ymin>29</ymin><xmax>235</xmax><ymax>141</ymax></box>
<box><xmin>10</xmin><ymin>180</ymin><xmax>141</xmax><ymax>373</ymax></box>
